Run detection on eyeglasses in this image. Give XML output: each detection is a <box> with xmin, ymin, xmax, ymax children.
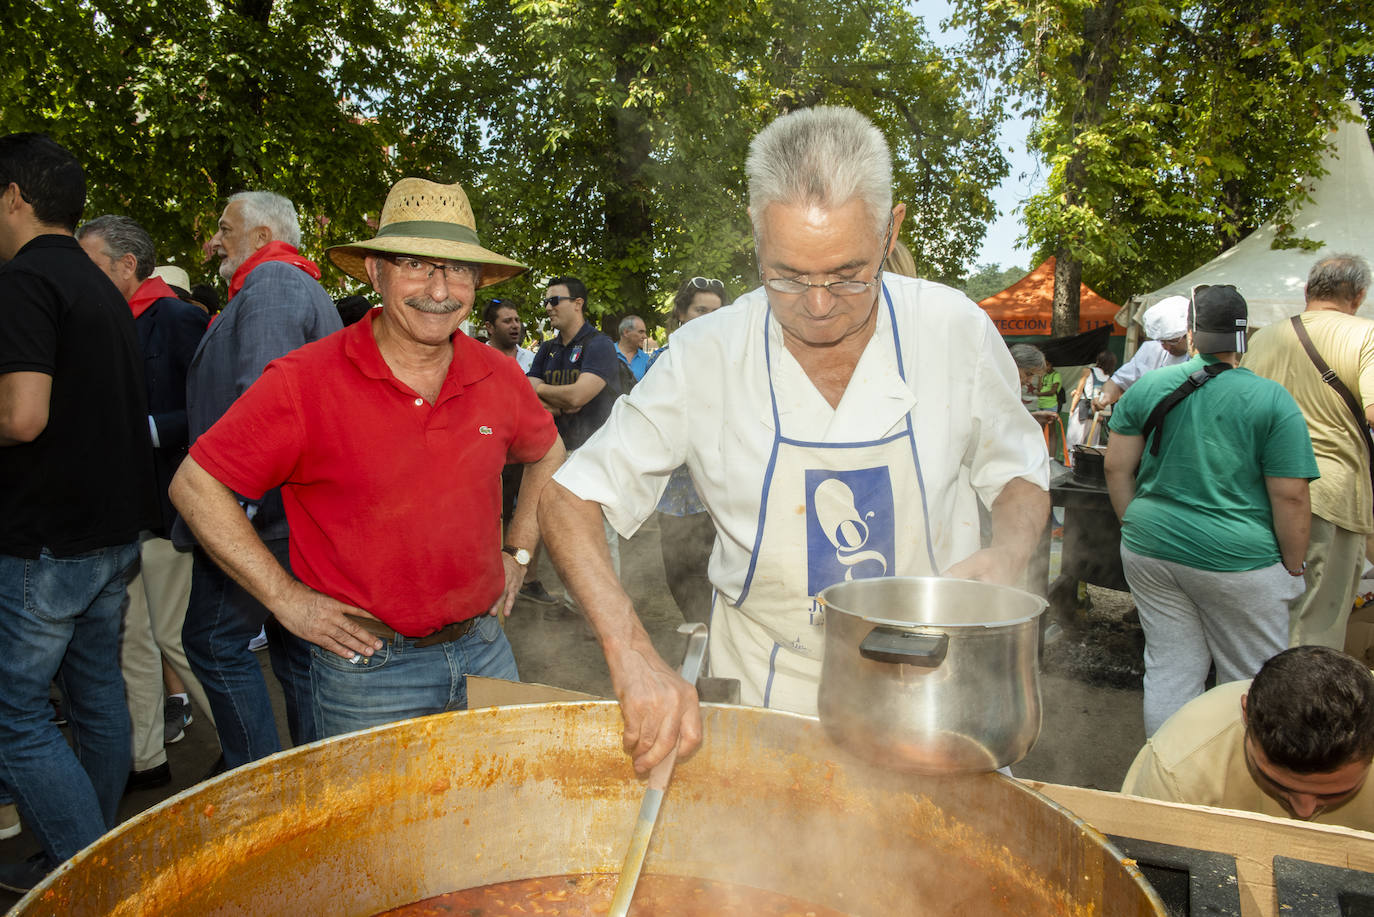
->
<box><xmin>542</xmin><ymin>295</ymin><xmax>573</xmax><ymax>308</ymax></box>
<box><xmin>761</xmin><ymin>215</ymin><xmax>893</xmax><ymax>298</ymax></box>
<box><xmin>764</xmin><ymin>276</ymin><xmax>881</xmax><ymax>297</ymax></box>
<box><xmin>384</xmin><ymin>255</ymin><xmax>479</xmax><ymax>284</ymax></box>
<box><xmin>689</xmin><ymin>277</ymin><xmax>724</xmax><ymax>291</ymax></box>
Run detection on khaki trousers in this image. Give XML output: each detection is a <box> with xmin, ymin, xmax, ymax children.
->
<box><xmin>121</xmin><ymin>534</ymin><xmax>215</xmax><ymax>771</ymax></box>
<box><xmin>1289</xmin><ymin>515</ymin><xmax>1368</xmax><ymax>650</ymax></box>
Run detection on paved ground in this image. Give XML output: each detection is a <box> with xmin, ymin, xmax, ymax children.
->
<box><xmin>0</xmin><ymin>516</ymin><xmax>1146</xmax><ymax>907</ymax></box>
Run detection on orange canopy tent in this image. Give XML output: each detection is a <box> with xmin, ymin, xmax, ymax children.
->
<box><xmin>977</xmin><ymin>258</ymin><xmax>1123</xmax><ymax>337</ymax></box>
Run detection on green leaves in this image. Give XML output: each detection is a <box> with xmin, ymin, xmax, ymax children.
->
<box><xmin>953</xmin><ymin>0</ymin><xmax>1371</xmax><ymax>317</ymax></box>
<box><xmin>4</xmin><ymin>0</ymin><xmax>1007</xmax><ymax>329</ymax></box>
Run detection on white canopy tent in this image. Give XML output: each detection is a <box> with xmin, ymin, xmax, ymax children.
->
<box><xmin>1131</xmin><ymin>99</ymin><xmax>1374</xmax><ymax>332</ymax></box>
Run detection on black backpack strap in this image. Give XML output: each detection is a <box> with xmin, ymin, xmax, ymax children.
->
<box><xmin>1140</xmin><ymin>363</ymin><xmax>1232</xmax><ymax>456</ymax></box>
<box><xmin>1290</xmin><ymin>314</ymin><xmax>1374</xmax><ymax>489</ymax></box>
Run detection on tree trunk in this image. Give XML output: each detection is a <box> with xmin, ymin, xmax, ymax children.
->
<box><xmin>1052</xmin><ymin>0</ymin><xmax>1126</xmax><ymax>337</ymax></box>
<box><xmin>1052</xmin><ymin>250</ymin><xmax>1082</xmax><ymax>339</ymax></box>
<box><xmin>602</xmin><ymin>47</ymin><xmax>653</xmax><ymax>320</ymax></box>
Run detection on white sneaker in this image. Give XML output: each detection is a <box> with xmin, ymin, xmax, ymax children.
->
<box><xmin>0</xmin><ymin>804</ymin><xmax>21</xmax><ymax>840</ymax></box>
<box><xmin>248</xmin><ymin>627</ymin><xmax>268</xmax><ymax>652</ymax></box>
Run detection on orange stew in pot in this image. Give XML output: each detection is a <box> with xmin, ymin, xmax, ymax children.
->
<box><xmin>377</xmin><ymin>873</ymin><xmax>850</xmax><ymax>916</ymax></box>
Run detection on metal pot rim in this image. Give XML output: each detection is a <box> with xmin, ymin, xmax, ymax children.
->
<box><xmin>817</xmin><ymin>576</ymin><xmax>1048</xmax><ymax>629</ymax></box>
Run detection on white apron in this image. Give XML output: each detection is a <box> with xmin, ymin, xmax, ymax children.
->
<box><xmin>710</xmin><ymin>286</ymin><xmax>938</xmax><ymax>715</ymax></box>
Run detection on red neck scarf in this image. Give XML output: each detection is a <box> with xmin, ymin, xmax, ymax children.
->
<box><xmin>226</xmin><ymin>241</ymin><xmax>321</xmax><ymax>301</ymax></box>
<box><xmin>128</xmin><ymin>276</ymin><xmax>178</xmax><ymax>320</ymax></box>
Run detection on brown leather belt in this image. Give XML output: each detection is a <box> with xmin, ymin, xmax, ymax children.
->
<box><xmin>346</xmin><ymin>614</ymin><xmax>479</xmax><ymax>648</ymax></box>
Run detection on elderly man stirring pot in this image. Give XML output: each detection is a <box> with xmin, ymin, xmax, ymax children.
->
<box><xmin>540</xmin><ymin>106</ymin><xmax>1050</xmax><ymax>773</ymax></box>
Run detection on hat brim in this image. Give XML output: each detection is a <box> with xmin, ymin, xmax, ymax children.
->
<box><xmin>327</xmin><ymin>237</ymin><xmax>527</xmax><ymax>290</ymax></box>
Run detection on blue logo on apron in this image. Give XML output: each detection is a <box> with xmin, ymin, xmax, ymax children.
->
<box><xmin>804</xmin><ymin>466</ymin><xmax>895</xmax><ymax>594</ymax></box>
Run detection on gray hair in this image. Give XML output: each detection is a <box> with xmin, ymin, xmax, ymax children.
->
<box><xmin>229</xmin><ymin>190</ymin><xmax>301</xmax><ymax>248</ymax></box>
<box><xmin>1008</xmin><ymin>343</ymin><xmax>1046</xmax><ymax>372</ymax></box>
<box><xmin>75</xmin><ymin>214</ymin><xmax>155</xmax><ymax>281</ymax></box>
<box><xmin>1307</xmin><ymin>253</ymin><xmax>1371</xmax><ymax>306</ymax></box>
<box><xmin>618</xmin><ymin>315</ymin><xmax>643</xmax><ymax>335</ymax></box>
<box><xmin>746</xmin><ymin>106</ymin><xmax>893</xmax><ymax>241</ymax></box>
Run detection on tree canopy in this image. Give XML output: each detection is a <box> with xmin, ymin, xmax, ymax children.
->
<box><xmin>953</xmin><ymin>0</ymin><xmax>1373</xmax><ymax>333</ymax></box>
<box><xmin>2</xmin><ymin>0</ymin><xmax>1006</xmax><ymax>327</ymax></box>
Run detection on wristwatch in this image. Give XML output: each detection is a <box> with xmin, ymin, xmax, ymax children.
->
<box><xmin>502</xmin><ymin>545</ymin><xmax>532</xmax><ymax>566</ymax></box>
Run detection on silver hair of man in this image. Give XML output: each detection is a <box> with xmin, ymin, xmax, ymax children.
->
<box><xmin>75</xmin><ymin>214</ymin><xmax>156</xmax><ymax>281</ymax></box>
<box><xmin>229</xmin><ymin>190</ymin><xmax>302</xmax><ymax>249</ymax></box>
<box><xmin>1306</xmin><ymin>253</ymin><xmax>1371</xmax><ymax>306</ymax></box>
<box><xmin>618</xmin><ymin>315</ymin><xmax>643</xmax><ymax>336</ymax></box>
<box><xmin>746</xmin><ymin>106</ymin><xmax>893</xmax><ymax>242</ymax></box>
<box><xmin>1008</xmin><ymin>343</ymin><xmax>1047</xmax><ymax>372</ymax></box>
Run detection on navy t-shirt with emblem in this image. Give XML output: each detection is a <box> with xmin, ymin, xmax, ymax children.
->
<box><xmin>528</xmin><ymin>321</ymin><xmax>621</xmax><ymax>450</ymax></box>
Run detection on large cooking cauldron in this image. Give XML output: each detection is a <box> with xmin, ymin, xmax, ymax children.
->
<box><xmin>12</xmin><ymin>703</ymin><xmax>1164</xmax><ymax>916</ymax></box>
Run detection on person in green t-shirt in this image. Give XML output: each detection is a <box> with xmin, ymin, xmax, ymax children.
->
<box><xmin>1104</xmin><ymin>285</ymin><xmax>1319</xmax><ymax>736</ymax></box>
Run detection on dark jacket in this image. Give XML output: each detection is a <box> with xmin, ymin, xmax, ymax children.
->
<box><xmin>139</xmin><ymin>295</ymin><xmax>209</xmax><ymax>536</ymax></box>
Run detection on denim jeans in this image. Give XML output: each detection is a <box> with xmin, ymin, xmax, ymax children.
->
<box><xmin>310</xmin><ymin>614</ymin><xmax>519</xmax><ymax>738</ymax></box>
<box><xmin>182</xmin><ymin>539</ymin><xmax>316</xmax><ymax>769</ymax></box>
<box><xmin>0</xmin><ymin>543</ymin><xmax>138</xmax><ymax>864</ymax></box>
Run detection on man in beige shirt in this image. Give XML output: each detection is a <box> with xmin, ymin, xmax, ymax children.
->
<box><xmin>1121</xmin><ymin>646</ymin><xmax>1374</xmax><ymax>831</ymax></box>
<box><xmin>1244</xmin><ymin>254</ymin><xmax>1374</xmax><ymax>648</ymax></box>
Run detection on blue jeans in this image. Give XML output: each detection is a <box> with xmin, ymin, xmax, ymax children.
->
<box><xmin>182</xmin><ymin>540</ymin><xmax>316</xmax><ymax>768</ymax></box>
<box><xmin>0</xmin><ymin>544</ymin><xmax>138</xmax><ymax>864</ymax></box>
<box><xmin>310</xmin><ymin>614</ymin><xmax>519</xmax><ymax>738</ymax></box>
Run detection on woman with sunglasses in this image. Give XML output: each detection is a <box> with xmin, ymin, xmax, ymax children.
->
<box><xmin>648</xmin><ymin>276</ymin><xmax>727</xmax><ymax>632</ymax></box>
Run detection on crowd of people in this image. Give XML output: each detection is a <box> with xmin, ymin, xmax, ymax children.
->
<box><xmin>1011</xmin><ymin>252</ymin><xmax>1374</xmax><ymax>830</ymax></box>
<box><xmin>2</xmin><ymin>102</ymin><xmax>1374</xmax><ymax>896</ymax></box>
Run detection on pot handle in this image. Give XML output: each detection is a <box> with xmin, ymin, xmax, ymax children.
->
<box><xmin>859</xmin><ymin>627</ymin><xmax>949</xmax><ymax>667</ymax></box>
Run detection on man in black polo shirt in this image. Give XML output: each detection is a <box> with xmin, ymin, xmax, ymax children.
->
<box><xmin>0</xmin><ymin>133</ymin><xmax>159</xmax><ymax>891</ymax></box>
<box><xmin>528</xmin><ymin>275</ymin><xmax>623</xmax><ymax>576</ymax></box>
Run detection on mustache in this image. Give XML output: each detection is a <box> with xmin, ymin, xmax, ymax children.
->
<box><xmin>404</xmin><ymin>294</ymin><xmax>467</xmax><ymax>315</ymax></box>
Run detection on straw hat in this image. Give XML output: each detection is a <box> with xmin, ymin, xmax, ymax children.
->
<box><xmin>327</xmin><ymin>178</ymin><xmax>526</xmax><ymax>289</ymax></box>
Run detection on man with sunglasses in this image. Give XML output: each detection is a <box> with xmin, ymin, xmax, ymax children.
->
<box><xmin>540</xmin><ymin>106</ymin><xmax>1051</xmax><ymax>774</ymax></box>
<box><xmin>172</xmin><ymin>178</ymin><xmax>562</xmax><ymax>739</ymax></box>
<box><xmin>527</xmin><ymin>277</ymin><xmax>625</xmax><ymax>582</ymax></box>
<box><xmin>528</xmin><ymin>277</ymin><xmax>622</xmax><ymax>452</ymax></box>
<box><xmin>1092</xmin><ymin>295</ymin><xmax>1192</xmax><ymax>413</ymax></box>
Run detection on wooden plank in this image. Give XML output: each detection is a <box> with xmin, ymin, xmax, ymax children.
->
<box><xmin>1026</xmin><ymin>781</ymin><xmax>1374</xmax><ymax>917</ymax></box>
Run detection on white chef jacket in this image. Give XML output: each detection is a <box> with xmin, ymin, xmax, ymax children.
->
<box><xmin>1110</xmin><ymin>340</ymin><xmax>1188</xmax><ymax>391</ymax></box>
<box><xmin>554</xmin><ymin>274</ymin><xmax>1050</xmax><ymax>608</ymax></box>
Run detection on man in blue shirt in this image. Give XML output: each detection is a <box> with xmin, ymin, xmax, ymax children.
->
<box><xmin>616</xmin><ymin>314</ymin><xmax>650</xmax><ymax>382</ymax></box>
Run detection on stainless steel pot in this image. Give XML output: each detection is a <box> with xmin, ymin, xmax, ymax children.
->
<box><xmin>12</xmin><ymin>702</ymin><xmax>1163</xmax><ymax>915</ymax></box>
<box><xmin>818</xmin><ymin>576</ymin><xmax>1047</xmax><ymax>775</ymax></box>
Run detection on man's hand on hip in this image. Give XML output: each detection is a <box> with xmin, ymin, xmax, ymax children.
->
<box><xmin>488</xmin><ymin>552</ymin><xmax>525</xmax><ymax>618</ymax></box>
<box><xmin>275</xmin><ymin>582</ymin><xmax>384</xmax><ymax>659</ymax></box>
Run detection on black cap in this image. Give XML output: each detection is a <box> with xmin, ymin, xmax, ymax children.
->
<box><xmin>1190</xmin><ymin>284</ymin><xmax>1248</xmax><ymax>354</ymax></box>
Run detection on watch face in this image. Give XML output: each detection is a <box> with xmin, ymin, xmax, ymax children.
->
<box><xmin>515</xmin><ymin>549</ymin><xmax>531</xmax><ymax>565</ymax></box>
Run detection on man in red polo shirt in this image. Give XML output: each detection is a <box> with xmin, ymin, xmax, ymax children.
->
<box><xmin>170</xmin><ymin>178</ymin><xmax>563</xmax><ymax>736</ymax></box>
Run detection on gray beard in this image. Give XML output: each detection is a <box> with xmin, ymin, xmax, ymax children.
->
<box><xmin>217</xmin><ymin>253</ymin><xmax>244</xmax><ymax>282</ymax></box>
